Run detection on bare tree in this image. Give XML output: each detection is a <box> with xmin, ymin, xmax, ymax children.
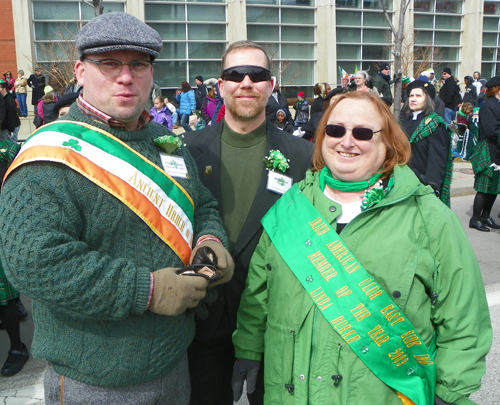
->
<box><xmin>380</xmin><ymin>0</ymin><xmax>411</xmax><ymax>119</ymax></box>
<box><xmin>82</xmin><ymin>0</ymin><xmax>104</xmax><ymax>17</ymax></box>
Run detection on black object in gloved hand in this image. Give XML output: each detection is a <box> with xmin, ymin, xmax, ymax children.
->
<box><xmin>232</xmin><ymin>359</ymin><xmax>261</xmax><ymax>402</ymax></box>
<box><xmin>176</xmin><ymin>246</ymin><xmax>219</xmax><ymax>280</ymax></box>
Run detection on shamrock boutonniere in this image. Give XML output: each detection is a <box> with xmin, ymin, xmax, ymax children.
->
<box><xmin>360</xmin><ymin>175</ymin><xmax>394</xmax><ymax>211</ymax></box>
<box><xmin>263</xmin><ymin>150</ymin><xmax>290</xmax><ymax>173</ymax></box>
<box><xmin>154</xmin><ymin>134</ymin><xmax>184</xmax><ymax>154</ymax></box>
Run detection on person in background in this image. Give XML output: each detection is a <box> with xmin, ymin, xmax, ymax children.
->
<box><xmin>164</xmin><ymin>97</ymin><xmax>178</xmax><ymax>128</ymax></box>
<box><xmin>64</xmin><ymin>70</ymin><xmax>82</xmax><ymax>95</ymax></box>
<box><xmin>2</xmin><ymin>71</ymin><xmax>15</xmax><ymax>93</ymax></box>
<box><xmin>145</xmin><ymin>81</ymin><xmax>161</xmax><ymax>112</ymax></box>
<box><xmin>439</xmin><ymin>68</ymin><xmax>461</xmax><ymax>125</ymax></box>
<box><xmin>463</xmin><ymin>76</ymin><xmax>478</xmax><ymax>107</ymax></box>
<box><xmin>372</xmin><ymin>62</ymin><xmax>393</xmax><ymax>103</ymax></box>
<box><xmin>232</xmin><ymin>90</ymin><xmax>491</xmax><ymax>405</ymax></box>
<box><xmin>351</xmin><ymin>71</ymin><xmax>379</xmax><ymax>95</ymax></box>
<box><xmin>401</xmin><ymin>80</ymin><xmax>452</xmax><ymax>206</ymax></box>
<box><xmin>27</xmin><ymin>67</ymin><xmax>45</xmax><ymax>113</ymax></box>
<box><xmin>0</xmin><ymin>13</ymin><xmax>233</xmax><ymax>403</ymax></box>
<box><xmin>36</xmin><ymin>85</ymin><xmax>57</xmax><ymax>127</ymax></box>
<box><xmin>457</xmin><ymin>102</ymin><xmax>473</xmax><ymax>128</ymax></box>
<box><xmin>266</xmin><ymin>81</ymin><xmax>292</xmax><ymax>124</ymax></box>
<box><xmin>310</xmin><ymin>83</ymin><xmax>331</xmax><ymax>115</ymax></box>
<box><xmin>472</xmin><ymin>71</ymin><xmax>482</xmax><ymax>95</ymax></box>
<box><xmin>14</xmin><ymin>70</ymin><xmax>28</xmax><ymax>117</ymax></box>
<box><xmin>53</xmin><ymin>92</ymin><xmax>79</xmax><ymax>118</ymax></box>
<box><xmin>309</xmin><ymin>87</ymin><xmax>348</xmax><ymax>136</ymax></box>
<box><xmin>273</xmin><ymin>108</ymin><xmax>294</xmax><ymax>134</ymax></box>
<box><xmin>176</xmin><ymin>81</ymin><xmax>196</xmax><ymax>132</ymax></box>
<box><xmin>201</xmin><ymin>86</ymin><xmax>217</xmax><ymax>126</ymax></box>
<box><xmin>0</xmin><ymin>81</ymin><xmax>21</xmax><ymax>142</ymax></box>
<box><xmin>195</xmin><ymin>76</ymin><xmax>208</xmax><ymax>111</ymax></box>
<box><xmin>469</xmin><ymin>76</ymin><xmax>500</xmax><ymax>231</ymax></box>
<box><xmin>150</xmin><ymin>95</ymin><xmax>173</xmax><ymax>131</ymax></box>
<box><xmin>293</xmin><ymin>91</ymin><xmax>310</xmax><ymax>127</ymax></box>
<box><xmin>427</xmin><ymin>68</ymin><xmax>442</xmax><ymax>93</ymax></box>
<box><xmin>185</xmin><ymin>40</ymin><xmax>313</xmax><ymax>405</ymax></box>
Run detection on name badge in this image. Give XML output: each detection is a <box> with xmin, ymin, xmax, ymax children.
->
<box><xmin>266</xmin><ymin>171</ymin><xmax>292</xmax><ymax>195</ymax></box>
<box><xmin>160</xmin><ymin>153</ymin><xmax>188</xmax><ymax>178</ymax></box>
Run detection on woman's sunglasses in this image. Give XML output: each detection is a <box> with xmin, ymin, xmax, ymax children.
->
<box><xmin>324</xmin><ymin>124</ymin><xmax>382</xmax><ymax>141</ymax></box>
<box><xmin>221</xmin><ymin>65</ymin><xmax>272</xmax><ymax>83</ymax></box>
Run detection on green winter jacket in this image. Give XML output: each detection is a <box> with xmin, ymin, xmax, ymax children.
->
<box><xmin>233</xmin><ymin>166</ymin><xmax>491</xmax><ymax>405</ymax></box>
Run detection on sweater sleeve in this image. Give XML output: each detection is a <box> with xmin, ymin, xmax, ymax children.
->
<box><xmin>428</xmin><ymin>206</ymin><xmax>492</xmax><ymax>404</ymax></box>
<box><xmin>232</xmin><ymin>231</ymin><xmax>271</xmax><ymax>361</ymax></box>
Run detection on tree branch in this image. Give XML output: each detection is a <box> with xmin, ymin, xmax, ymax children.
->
<box><xmin>380</xmin><ymin>0</ymin><xmax>397</xmax><ymax>37</ymax></box>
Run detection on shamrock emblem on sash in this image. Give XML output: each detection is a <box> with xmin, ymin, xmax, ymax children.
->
<box><xmin>62</xmin><ymin>138</ymin><xmax>82</xmax><ymax>152</ymax></box>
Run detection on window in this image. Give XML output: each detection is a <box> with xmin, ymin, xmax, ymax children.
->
<box><xmin>482</xmin><ymin>2</ymin><xmax>500</xmax><ymax>78</ymax></box>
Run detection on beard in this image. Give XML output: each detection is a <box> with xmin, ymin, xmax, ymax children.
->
<box><xmin>224</xmin><ymin>91</ymin><xmax>267</xmax><ymax>121</ymax></box>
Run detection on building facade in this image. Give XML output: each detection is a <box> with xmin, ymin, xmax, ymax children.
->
<box><xmin>9</xmin><ymin>0</ymin><xmax>499</xmax><ymax>98</ymax></box>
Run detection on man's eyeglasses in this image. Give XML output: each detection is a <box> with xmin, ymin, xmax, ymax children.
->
<box><xmin>221</xmin><ymin>65</ymin><xmax>272</xmax><ymax>83</ymax></box>
<box><xmin>324</xmin><ymin>124</ymin><xmax>382</xmax><ymax>141</ymax></box>
<box><xmin>84</xmin><ymin>59</ymin><xmax>154</xmax><ymax>77</ymax></box>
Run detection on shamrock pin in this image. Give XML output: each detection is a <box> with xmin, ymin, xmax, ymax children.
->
<box><xmin>306</xmin><ymin>275</ymin><xmax>314</xmax><ymax>283</ymax></box>
<box><xmin>62</xmin><ymin>139</ymin><xmax>82</xmax><ymax>152</ymax></box>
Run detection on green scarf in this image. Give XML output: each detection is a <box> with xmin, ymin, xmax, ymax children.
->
<box><xmin>319</xmin><ymin>166</ymin><xmax>382</xmax><ymax>192</ymax></box>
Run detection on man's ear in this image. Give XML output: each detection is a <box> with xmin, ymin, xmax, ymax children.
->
<box><xmin>218</xmin><ymin>78</ymin><xmax>224</xmax><ymax>99</ymax></box>
<box><xmin>269</xmin><ymin>76</ymin><xmax>276</xmax><ymax>97</ymax></box>
<box><xmin>75</xmin><ymin>60</ymin><xmax>85</xmax><ymax>87</ymax></box>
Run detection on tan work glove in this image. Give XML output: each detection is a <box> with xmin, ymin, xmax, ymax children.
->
<box><xmin>149</xmin><ymin>267</ymin><xmax>209</xmax><ymax>316</ymax></box>
<box><xmin>190</xmin><ymin>240</ymin><xmax>234</xmax><ymax>288</ymax></box>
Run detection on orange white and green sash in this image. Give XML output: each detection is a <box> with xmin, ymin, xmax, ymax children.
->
<box><xmin>5</xmin><ymin>121</ymin><xmax>194</xmax><ymax>264</ymax></box>
<box><xmin>262</xmin><ymin>184</ymin><xmax>437</xmax><ymax>405</ymax></box>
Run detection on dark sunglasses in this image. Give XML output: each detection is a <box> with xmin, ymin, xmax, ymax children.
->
<box><xmin>324</xmin><ymin>124</ymin><xmax>382</xmax><ymax>141</ymax></box>
<box><xmin>221</xmin><ymin>65</ymin><xmax>272</xmax><ymax>83</ymax></box>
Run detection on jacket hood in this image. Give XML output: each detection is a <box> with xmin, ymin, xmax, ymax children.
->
<box><xmin>465</xmin><ymin>75</ymin><xmax>474</xmax><ymax>84</ymax></box>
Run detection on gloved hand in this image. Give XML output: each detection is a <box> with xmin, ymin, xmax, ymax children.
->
<box><xmin>190</xmin><ymin>240</ymin><xmax>234</xmax><ymax>288</ymax></box>
<box><xmin>490</xmin><ymin>163</ymin><xmax>500</xmax><ymax>171</ymax></box>
<box><xmin>232</xmin><ymin>359</ymin><xmax>261</xmax><ymax>402</ymax></box>
<box><xmin>149</xmin><ymin>267</ymin><xmax>209</xmax><ymax>316</ymax></box>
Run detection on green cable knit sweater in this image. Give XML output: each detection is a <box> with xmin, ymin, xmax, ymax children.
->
<box><xmin>0</xmin><ymin>105</ymin><xmax>227</xmax><ymax>386</ymax></box>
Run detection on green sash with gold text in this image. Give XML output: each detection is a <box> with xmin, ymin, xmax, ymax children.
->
<box><xmin>261</xmin><ymin>184</ymin><xmax>436</xmax><ymax>405</ymax></box>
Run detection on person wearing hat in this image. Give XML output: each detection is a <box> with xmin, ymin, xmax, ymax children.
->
<box><xmin>401</xmin><ymin>80</ymin><xmax>453</xmax><ymax>206</ymax></box>
<box><xmin>469</xmin><ymin>75</ymin><xmax>500</xmax><ymax>231</ymax></box>
<box><xmin>372</xmin><ymin>62</ymin><xmax>393</xmax><ymax>103</ymax></box>
<box><xmin>53</xmin><ymin>91</ymin><xmax>79</xmax><ymax>118</ymax></box>
<box><xmin>273</xmin><ymin>108</ymin><xmax>294</xmax><ymax>134</ymax></box>
<box><xmin>439</xmin><ymin>67</ymin><xmax>462</xmax><ymax>124</ymax></box>
<box><xmin>35</xmin><ymin>85</ymin><xmax>57</xmax><ymax>127</ymax></box>
<box><xmin>194</xmin><ymin>75</ymin><xmax>208</xmax><ymax>111</ymax></box>
<box><xmin>293</xmin><ymin>91</ymin><xmax>310</xmax><ymax>127</ymax></box>
<box><xmin>0</xmin><ymin>12</ymin><xmax>235</xmax><ymax>403</ymax></box>
<box><xmin>27</xmin><ymin>66</ymin><xmax>45</xmax><ymax>113</ymax></box>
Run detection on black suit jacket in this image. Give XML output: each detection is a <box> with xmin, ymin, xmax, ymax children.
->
<box><xmin>185</xmin><ymin>120</ymin><xmax>313</xmax><ymax>341</ymax></box>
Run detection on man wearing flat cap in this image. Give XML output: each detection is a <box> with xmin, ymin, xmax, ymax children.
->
<box><xmin>0</xmin><ymin>12</ymin><xmax>234</xmax><ymax>404</ymax></box>
<box><xmin>439</xmin><ymin>67</ymin><xmax>462</xmax><ymax>124</ymax></box>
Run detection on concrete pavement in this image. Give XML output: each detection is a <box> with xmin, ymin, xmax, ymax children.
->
<box><xmin>1</xmin><ymin>120</ymin><xmax>499</xmax><ymax>403</ymax></box>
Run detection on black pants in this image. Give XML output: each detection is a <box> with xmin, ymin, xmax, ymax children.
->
<box><xmin>188</xmin><ymin>335</ymin><xmax>264</xmax><ymax>405</ymax></box>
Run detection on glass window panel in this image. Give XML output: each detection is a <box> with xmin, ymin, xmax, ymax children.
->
<box><xmin>363</xmin><ymin>29</ymin><xmax>391</xmax><ymax>44</ymax></box>
<box><xmin>435</xmin><ymin>15</ymin><xmax>461</xmax><ymax>30</ymax></box>
<box><xmin>363</xmin><ymin>0</ymin><xmax>392</xmax><ymax>10</ymax></box>
<box><xmin>282</xmin><ymin>8</ymin><xmax>314</xmax><ymax>24</ymax></box>
<box><xmin>158</xmin><ymin>42</ymin><xmax>186</xmax><ymax>59</ymax></box>
<box><xmin>481</xmin><ymin>63</ymin><xmax>494</xmax><ymax>79</ymax></box>
<box><xmin>146</xmin><ymin>4</ymin><xmax>185</xmax><ymax>21</ymax></box>
<box><xmin>437</xmin><ymin>47</ymin><xmax>459</xmax><ymax>60</ymax></box>
<box><xmin>337</xmin><ymin>44</ymin><xmax>361</xmax><ymax>59</ymax></box>
<box><xmin>434</xmin><ymin>31</ymin><xmax>460</xmax><ymax>46</ymax></box>
<box><xmin>187</xmin><ymin>5</ymin><xmax>225</xmax><ymax>22</ymax></box>
<box><xmin>282</xmin><ymin>0</ymin><xmax>315</xmax><ymax>7</ymax></box>
<box><xmin>33</xmin><ymin>2</ymin><xmax>79</xmax><ymax>20</ymax></box>
<box><xmin>34</xmin><ymin>22</ymin><xmax>79</xmax><ymax>41</ymax></box>
<box><xmin>81</xmin><ymin>2</ymin><xmax>123</xmax><ymax>20</ymax></box>
<box><xmin>482</xmin><ymin>47</ymin><xmax>496</xmax><ymax>61</ymax></box>
<box><xmin>282</xmin><ymin>26</ymin><xmax>314</xmax><ymax>42</ymax></box>
<box><xmin>281</xmin><ymin>43</ymin><xmax>313</xmax><ymax>59</ymax></box>
<box><xmin>483</xmin><ymin>17</ymin><xmax>500</xmax><ymax>31</ymax></box>
<box><xmin>483</xmin><ymin>33</ymin><xmax>498</xmax><ymax>47</ymax></box>
<box><xmin>150</xmin><ymin>23</ymin><xmax>186</xmax><ymax>41</ymax></box>
<box><xmin>188</xmin><ymin>42</ymin><xmax>226</xmax><ymax>59</ymax></box>
<box><xmin>189</xmin><ymin>61</ymin><xmax>222</xmax><ymax>81</ymax></box>
<box><xmin>484</xmin><ymin>2</ymin><xmax>500</xmax><ymax>15</ymax></box>
<box><xmin>246</xmin><ymin>0</ymin><xmax>279</xmax><ymax>5</ymax></box>
<box><xmin>188</xmin><ymin>24</ymin><xmax>225</xmax><ymax>40</ymax></box>
<box><xmin>335</xmin><ymin>0</ymin><xmax>361</xmax><ymax>9</ymax></box>
<box><xmin>363</xmin><ymin>12</ymin><xmax>391</xmax><ymax>27</ymax></box>
<box><xmin>414</xmin><ymin>30</ymin><xmax>433</xmax><ymax>45</ymax></box>
<box><xmin>362</xmin><ymin>45</ymin><xmax>388</xmax><ymax>60</ymax></box>
<box><xmin>246</xmin><ymin>7</ymin><xmax>279</xmax><ymax>23</ymax></box>
<box><xmin>248</xmin><ymin>25</ymin><xmax>279</xmax><ymax>41</ymax></box>
<box><xmin>35</xmin><ymin>42</ymin><xmax>75</xmax><ymax>62</ymax></box>
<box><xmin>336</xmin><ymin>10</ymin><xmax>361</xmax><ymax>26</ymax></box>
<box><xmin>436</xmin><ymin>0</ymin><xmax>462</xmax><ymax>14</ymax></box>
<box><xmin>258</xmin><ymin>43</ymin><xmax>280</xmax><ymax>61</ymax></box>
<box><xmin>414</xmin><ymin>0</ymin><xmax>432</xmax><ymax>12</ymax></box>
<box><xmin>154</xmin><ymin>61</ymin><xmax>188</xmax><ymax>87</ymax></box>
<box><xmin>415</xmin><ymin>14</ymin><xmax>434</xmax><ymax>29</ymax></box>
<box><xmin>187</xmin><ymin>0</ymin><xmax>225</xmax><ymax>3</ymax></box>
<box><xmin>281</xmin><ymin>61</ymin><xmax>313</xmax><ymax>85</ymax></box>
<box><xmin>336</xmin><ymin>27</ymin><xmax>361</xmax><ymax>42</ymax></box>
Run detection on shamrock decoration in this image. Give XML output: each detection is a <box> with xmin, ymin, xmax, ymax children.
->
<box><xmin>154</xmin><ymin>134</ymin><xmax>184</xmax><ymax>154</ymax></box>
<box><xmin>360</xmin><ymin>176</ymin><xmax>394</xmax><ymax>211</ymax></box>
<box><xmin>62</xmin><ymin>138</ymin><xmax>82</xmax><ymax>152</ymax></box>
<box><xmin>263</xmin><ymin>150</ymin><xmax>290</xmax><ymax>173</ymax></box>
<box><xmin>277</xmin><ymin>177</ymin><xmax>285</xmax><ymax>186</ymax></box>
<box><xmin>306</xmin><ymin>275</ymin><xmax>314</xmax><ymax>283</ymax></box>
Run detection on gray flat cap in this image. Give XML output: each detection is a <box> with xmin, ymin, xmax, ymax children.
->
<box><xmin>76</xmin><ymin>12</ymin><xmax>162</xmax><ymax>59</ymax></box>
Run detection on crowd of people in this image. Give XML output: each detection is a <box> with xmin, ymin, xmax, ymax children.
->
<box><xmin>0</xmin><ymin>11</ymin><xmax>496</xmax><ymax>405</ymax></box>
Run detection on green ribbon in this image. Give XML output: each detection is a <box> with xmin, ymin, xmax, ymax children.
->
<box><xmin>319</xmin><ymin>166</ymin><xmax>382</xmax><ymax>192</ymax></box>
<box><xmin>261</xmin><ymin>184</ymin><xmax>436</xmax><ymax>405</ymax></box>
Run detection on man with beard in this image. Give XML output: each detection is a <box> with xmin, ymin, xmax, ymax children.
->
<box><xmin>185</xmin><ymin>41</ymin><xmax>313</xmax><ymax>405</ymax></box>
